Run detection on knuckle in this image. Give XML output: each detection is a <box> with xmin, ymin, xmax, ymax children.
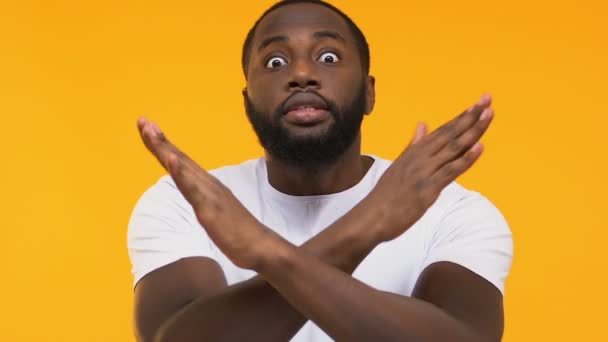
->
<box><xmin>447</xmin><ymin>138</ymin><xmax>463</xmax><ymax>153</ymax></box>
<box><xmin>464</xmin><ymin>150</ymin><xmax>477</xmax><ymax>163</ymax></box>
<box><xmin>186</xmin><ymin>181</ymin><xmax>199</xmax><ymax>197</ymax></box>
<box><xmin>403</xmin><ymin>161</ymin><xmax>420</xmax><ymax>176</ymax></box>
<box><xmin>401</xmin><ymin>145</ymin><xmax>419</xmax><ymax>160</ymax></box>
<box><xmin>410</xmin><ymin>165</ymin><xmax>422</xmax><ymax>177</ymax></box>
<box><xmin>431</xmin><ymin>134</ymin><xmax>449</xmax><ymax>150</ymax></box>
<box><xmin>414</xmin><ymin>178</ymin><xmax>429</xmax><ymax>193</ymax></box>
<box><xmin>441</xmin><ymin>164</ymin><xmax>456</xmax><ymax>179</ymax></box>
<box><xmin>470</xmin><ymin>122</ymin><xmax>485</xmax><ymax>137</ymax></box>
<box><xmin>457</xmin><ymin>133</ymin><xmax>475</xmax><ymax>150</ymax></box>
<box><xmin>447</xmin><ymin>122</ymin><xmax>463</xmax><ymax>139</ymax></box>
<box><xmin>412</xmin><ymin>196</ymin><xmax>426</xmax><ymax>214</ymax></box>
<box><xmin>157</xmin><ymin>132</ymin><xmax>168</xmax><ymax>142</ymax></box>
<box><xmin>439</xmin><ymin>123</ymin><xmax>455</xmax><ymax>138</ymax></box>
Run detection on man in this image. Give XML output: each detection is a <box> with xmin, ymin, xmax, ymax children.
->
<box><xmin>128</xmin><ymin>0</ymin><xmax>513</xmax><ymax>341</ymax></box>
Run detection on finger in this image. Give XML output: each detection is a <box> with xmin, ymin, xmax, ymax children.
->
<box><xmin>431</xmin><ymin>142</ymin><xmax>484</xmax><ymax>189</ymax></box>
<box><xmin>410</xmin><ymin>122</ymin><xmax>428</xmax><ymax>146</ymax></box>
<box><xmin>465</xmin><ymin>93</ymin><xmax>492</xmax><ymax>113</ymax></box>
<box><xmin>137</xmin><ymin>117</ymin><xmax>198</xmax><ymax>172</ymax></box>
<box><xmin>168</xmin><ymin>154</ymin><xmax>230</xmax><ymax>220</ymax></box>
<box><xmin>423</xmin><ymin>94</ymin><xmax>492</xmax><ymax>155</ymax></box>
<box><xmin>430</xmin><ymin>106</ymin><xmax>494</xmax><ymax>172</ymax></box>
<box><xmin>137</xmin><ymin>117</ymin><xmax>217</xmax><ymax>207</ymax></box>
<box><xmin>137</xmin><ymin>118</ymin><xmax>224</xmax><ymax>218</ymax></box>
<box><xmin>137</xmin><ymin>117</ymin><xmax>170</xmax><ymax>165</ymax></box>
<box><xmin>398</xmin><ymin>122</ymin><xmax>428</xmax><ymax>160</ymax></box>
<box><xmin>166</xmin><ymin>154</ymin><xmax>208</xmax><ymax>209</ymax></box>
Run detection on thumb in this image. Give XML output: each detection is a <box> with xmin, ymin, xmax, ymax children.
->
<box><xmin>410</xmin><ymin>122</ymin><xmax>428</xmax><ymax>145</ymax></box>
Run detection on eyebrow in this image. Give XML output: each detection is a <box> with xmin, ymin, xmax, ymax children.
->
<box><xmin>313</xmin><ymin>30</ymin><xmax>346</xmax><ymax>43</ymax></box>
<box><xmin>257</xmin><ymin>30</ymin><xmax>346</xmax><ymax>52</ymax></box>
<box><xmin>258</xmin><ymin>35</ymin><xmax>288</xmax><ymax>51</ymax></box>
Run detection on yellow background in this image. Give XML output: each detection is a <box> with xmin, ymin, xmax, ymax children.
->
<box><xmin>1</xmin><ymin>0</ymin><xmax>606</xmax><ymax>340</ymax></box>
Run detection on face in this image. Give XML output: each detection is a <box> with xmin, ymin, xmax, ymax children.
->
<box><xmin>244</xmin><ymin>3</ymin><xmax>375</xmax><ymax>169</ymax></box>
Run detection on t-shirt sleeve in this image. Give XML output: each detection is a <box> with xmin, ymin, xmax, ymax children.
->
<box><xmin>420</xmin><ymin>189</ymin><xmax>514</xmax><ymax>295</ymax></box>
<box><xmin>127</xmin><ymin>176</ymin><xmax>220</xmax><ymax>289</ymax></box>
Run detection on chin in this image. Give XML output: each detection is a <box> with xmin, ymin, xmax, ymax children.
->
<box><xmin>280</xmin><ymin>119</ymin><xmax>334</xmax><ymax>139</ymax></box>
<box><xmin>284</xmin><ymin>126</ymin><xmax>333</xmax><ymax>142</ymax></box>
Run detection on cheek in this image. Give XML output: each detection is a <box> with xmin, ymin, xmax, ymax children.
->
<box><xmin>322</xmin><ymin>71</ymin><xmax>363</xmax><ymax>106</ymax></box>
<box><xmin>247</xmin><ymin>72</ymin><xmax>287</xmax><ymax>111</ymax></box>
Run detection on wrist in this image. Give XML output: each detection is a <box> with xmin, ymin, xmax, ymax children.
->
<box><xmin>253</xmin><ymin>233</ymin><xmax>296</xmax><ymax>276</ymax></box>
<box><xmin>249</xmin><ymin>227</ymin><xmax>294</xmax><ymax>272</ymax></box>
<box><xmin>356</xmin><ymin>192</ymin><xmax>394</xmax><ymax>243</ymax></box>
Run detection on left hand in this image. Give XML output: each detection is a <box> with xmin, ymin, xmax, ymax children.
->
<box><xmin>137</xmin><ymin>117</ymin><xmax>275</xmax><ymax>269</ymax></box>
<box><xmin>366</xmin><ymin>95</ymin><xmax>494</xmax><ymax>242</ymax></box>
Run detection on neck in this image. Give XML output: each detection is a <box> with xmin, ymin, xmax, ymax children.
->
<box><xmin>264</xmin><ymin>136</ymin><xmax>374</xmax><ymax>196</ymax></box>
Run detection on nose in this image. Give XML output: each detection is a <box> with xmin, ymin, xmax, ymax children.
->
<box><xmin>287</xmin><ymin>58</ymin><xmax>320</xmax><ymax>90</ymax></box>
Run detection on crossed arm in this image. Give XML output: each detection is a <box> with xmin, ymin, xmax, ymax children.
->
<box><xmin>133</xmin><ymin>95</ymin><xmax>504</xmax><ymax>342</ymax></box>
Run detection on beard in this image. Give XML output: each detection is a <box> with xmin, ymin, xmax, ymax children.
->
<box><xmin>245</xmin><ymin>84</ymin><xmax>367</xmax><ymax>170</ymax></box>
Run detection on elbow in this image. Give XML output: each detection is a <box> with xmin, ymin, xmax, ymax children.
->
<box><xmin>133</xmin><ymin>319</ymin><xmax>173</xmax><ymax>342</ymax></box>
<box><xmin>134</xmin><ymin>329</ymin><xmax>166</xmax><ymax>342</ymax></box>
<box><xmin>152</xmin><ymin>323</ymin><xmax>176</xmax><ymax>342</ymax></box>
<box><xmin>466</xmin><ymin>328</ymin><xmax>502</xmax><ymax>342</ymax></box>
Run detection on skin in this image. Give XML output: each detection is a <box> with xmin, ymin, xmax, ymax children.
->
<box><xmin>245</xmin><ymin>3</ymin><xmax>375</xmax><ymax>195</ymax></box>
<box><xmin>133</xmin><ymin>3</ymin><xmax>503</xmax><ymax>342</ymax></box>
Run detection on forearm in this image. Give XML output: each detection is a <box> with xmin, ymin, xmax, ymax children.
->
<box><xmin>155</xmin><ymin>198</ymin><xmax>383</xmax><ymax>342</ymax></box>
<box><xmin>256</xmin><ymin>241</ymin><xmax>484</xmax><ymax>342</ymax></box>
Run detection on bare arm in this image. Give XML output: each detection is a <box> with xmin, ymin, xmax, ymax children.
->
<box><xmin>251</xmin><ymin>232</ymin><xmax>501</xmax><ymax>341</ymax></box>
<box><xmin>137</xmin><ymin>95</ymin><xmax>503</xmax><ymax>341</ymax></box>
<box><xmin>226</xmin><ymin>95</ymin><xmax>502</xmax><ymax>340</ymax></box>
<box><xmin>138</xmin><ymin>195</ymin><xmax>384</xmax><ymax>342</ymax></box>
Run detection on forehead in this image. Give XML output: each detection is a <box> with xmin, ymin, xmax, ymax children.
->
<box><xmin>253</xmin><ymin>3</ymin><xmax>352</xmax><ymax>44</ymax></box>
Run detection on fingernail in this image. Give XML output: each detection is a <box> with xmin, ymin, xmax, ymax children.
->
<box><xmin>479</xmin><ymin>108</ymin><xmax>493</xmax><ymax>121</ymax></box>
<box><xmin>151</xmin><ymin>122</ymin><xmax>162</xmax><ymax>136</ymax></box>
<box><xmin>167</xmin><ymin>154</ymin><xmax>178</xmax><ymax>173</ymax></box>
<box><xmin>478</xmin><ymin>94</ymin><xmax>491</xmax><ymax>106</ymax></box>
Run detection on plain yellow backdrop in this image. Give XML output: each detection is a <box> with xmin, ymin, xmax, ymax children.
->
<box><xmin>1</xmin><ymin>0</ymin><xmax>606</xmax><ymax>341</ymax></box>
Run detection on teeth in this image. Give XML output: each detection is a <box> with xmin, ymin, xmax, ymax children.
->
<box><xmin>297</xmin><ymin>106</ymin><xmax>316</xmax><ymax>111</ymax></box>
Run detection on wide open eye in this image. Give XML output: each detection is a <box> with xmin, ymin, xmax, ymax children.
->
<box><xmin>318</xmin><ymin>52</ymin><xmax>340</xmax><ymax>64</ymax></box>
<box><xmin>265</xmin><ymin>56</ymin><xmax>287</xmax><ymax>69</ymax></box>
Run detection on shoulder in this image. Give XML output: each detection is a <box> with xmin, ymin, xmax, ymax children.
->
<box><xmin>371</xmin><ymin>155</ymin><xmax>508</xmax><ymax>228</ymax></box>
<box><xmin>129</xmin><ymin>174</ymin><xmax>195</xmax><ymax>232</ymax></box>
<box><xmin>364</xmin><ymin>155</ymin><xmax>506</xmax><ymax>228</ymax></box>
<box><xmin>126</xmin><ymin>158</ymin><xmax>263</xmax><ymax>287</ymax></box>
<box><xmin>131</xmin><ymin>157</ymin><xmax>264</xmax><ymax>218</ymax></box>
<box><xmin>372</xmin><ymin>156</ymin><xmax>505</xmax><ymax>221</ymax></box>
<box><xmin>435</xmin><ymin>182</ymin><xmax>511</xmax><ymax>232</ymax></box>
<box><xmin>128</xmin><ymin>156</ymin><xmax>266</xmax><ymax>236</ymax></box>
<box><xmin>421</xmin><ymin>182</ymin><xmax>514</xmax><ymax>294</ymax></box>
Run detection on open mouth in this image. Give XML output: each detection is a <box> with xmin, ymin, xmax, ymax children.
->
<box><xmin>282</xmin><ymin>92</ymin><xmax>331</xmax><ymax>125</ymax></box>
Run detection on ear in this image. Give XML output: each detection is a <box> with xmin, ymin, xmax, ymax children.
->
<box><xmin>242</xmin><ymin>87</ymin><xmax>248</xmax><ymax>105</ymax></box>
<box><xmin>365</xmin><ymin>75</ymin><xmax>376</xmax><ymax>115</ymax></box>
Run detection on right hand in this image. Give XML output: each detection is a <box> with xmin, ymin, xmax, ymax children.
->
<box><xmin>137</xmin><ymin>118</ymin><xmax>280</xmax><ymax>270</ymax></box>
<box><xmin>369</xmin><ymin>94</ymin><xmax>495</xmax><ymax>242</ymax></box>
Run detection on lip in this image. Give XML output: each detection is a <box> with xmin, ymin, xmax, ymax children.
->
<box><xmin>282</xmin><ymin>92</ymin><xmax>329</xmax><ymax>114</ymax></box>
<box><xmin>284</xmin><ymin>108</ymin><xmax>330</xmax><ymax>125</ymax></box>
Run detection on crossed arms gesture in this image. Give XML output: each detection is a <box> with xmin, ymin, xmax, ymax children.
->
<box><xmin>134</xmin><ymin>95</ymin><xmax>504</xmax><ymax>342</ymax></box>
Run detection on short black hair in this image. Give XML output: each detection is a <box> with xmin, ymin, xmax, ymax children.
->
<box><xmin>241</xmin><ymin>0</ymin><xmax>370</xmax><ymax>77</ymax></box>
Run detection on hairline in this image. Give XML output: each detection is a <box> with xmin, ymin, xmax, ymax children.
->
<box><xmin>242</xmin><ymin>0</ymin><xmax>370</xmax><ymax>78</ymax></box>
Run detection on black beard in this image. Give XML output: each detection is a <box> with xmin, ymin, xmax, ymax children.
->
<box><xmin>245</xmin><ymin>85</ymin><xmax>367</xmax><ymax>170</ymax></box>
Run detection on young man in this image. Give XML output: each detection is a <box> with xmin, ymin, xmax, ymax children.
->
<box><xmin>129</xmin><ymin>0</ymin><xmax>513</xmax><ymax>341</ymax></box>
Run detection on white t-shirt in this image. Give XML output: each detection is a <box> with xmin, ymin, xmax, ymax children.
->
<box><xmin>128</xmin><ymin>155</ymin><xmax>513</xmax><ymax>341</ymax></box>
